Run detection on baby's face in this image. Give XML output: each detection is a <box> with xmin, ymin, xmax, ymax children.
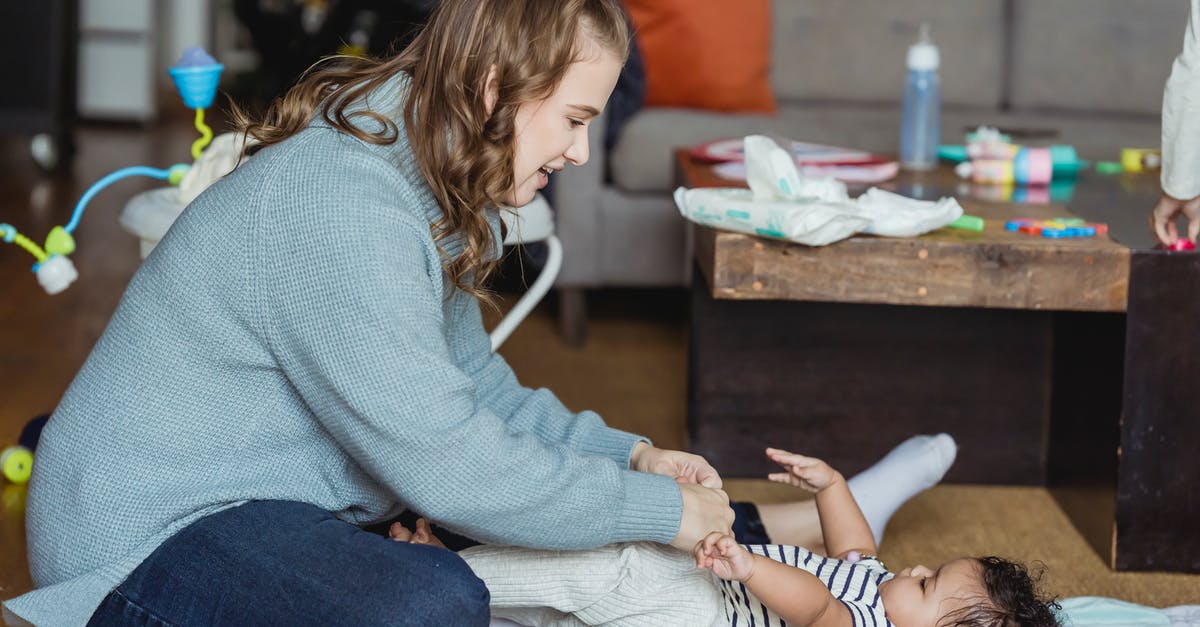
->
<box><xmin>877</xmin><ymin>557</ymin><xmax>986</xmax><ymax>626</ymax></box>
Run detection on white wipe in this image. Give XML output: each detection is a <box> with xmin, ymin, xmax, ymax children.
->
<box><xmin>676</xmin><ymin>135</ymin><xmax>963</xmax><ymax>246</ymax></box>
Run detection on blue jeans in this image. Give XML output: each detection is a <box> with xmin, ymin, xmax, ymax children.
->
<box><xmin>86</xmin><ymin>500</ymin><xmax>490</xmax><ymax>626</ymax></box>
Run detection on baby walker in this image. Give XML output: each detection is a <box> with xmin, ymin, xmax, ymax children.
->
<box><xmin>0</xmin><ymin>48</ymin><xmax>223</xmax><ymax>485</ymax></box>
<box><xmin>0</xmin><ymin>47</ymin><xmax>224</xmax><ymax>296</ymax></box>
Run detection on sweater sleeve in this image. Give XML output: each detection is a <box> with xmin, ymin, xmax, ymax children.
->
<box><xmin>253</xmin><ymin>132</ymin><xmax>681</xmax><ymax>549</ymax></box>
<box><xmin>448</xmin><ymin>289</ymin><xmax>649</xmax><ymax>467</ymax></box>
<box><xmin>1163</xmin><ymin>0</ymin><xmax>1200</xmax><ymax>200</ymax></box>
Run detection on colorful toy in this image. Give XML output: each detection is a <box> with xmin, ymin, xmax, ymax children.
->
<box><xmin>955</xmin><ymin>146</ymin><xmax>1085</xmax><ymax>186</ymax></box>
<box><xmin>0</xmin><ymin>447</ymin><xmax>32</xmax><ymax>484</ymax></box>
<box><xmin>943</xmin><ymin>127</ymin><xmax>1087</xmax><ymax>176</ymax></box>
<box><xmin>1</xmin><ymin>414</ymin><xmax>48</xmax><ymax>485</ymax></box>
<box><xmin>965</xmin><ymin>126</ymin><xmax>1014</xmax><ymax>160</ymax></box>
<box><xmin>1120</xmin><ymin>148</ymin><xmax>1161</xmax><ymax>173</ymax></box>
<box><xmin>168</xmin><ymin>46</ymin><xmax>224</xmax><ymax>160</ymax></box>
<box><xmin>947</xmin><ymin>214</ymin><xmax>985</xmax><ymax>231</ymax></box>
<box><xmin>1</xmin><ymin>47</ymin><xmax>224</xmax><ymax>294</ymax></box>
<box><xmin>1004</xmin><ymin>217</ymin><xmax>1108</xmax><ymax>239</ymax></box>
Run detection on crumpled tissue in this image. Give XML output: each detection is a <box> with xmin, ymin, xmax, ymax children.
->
<box><xmin>675</xmin><ymin>135</ymin><xmax>964</xmax><ymax>246</ymax></box>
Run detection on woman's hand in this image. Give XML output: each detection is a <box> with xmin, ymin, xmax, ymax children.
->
<box><xmin>671</xmin><ymin>483</ymin><xmax>734</xmax><ymax>551</ymax></box>
<box><xmin>1150</xmin><ymin>193</ymin><xmax>1200</xmax><ymax>246</ymax></box>
<box><xmin>389</xmin><ymin>517</ymin><xmax>447</xmax><ymax>550</ymax></box>
<box><xmin>694</xmin><ymin>532</ymin><xmax>755</xmax><ymax>582</ymax></box>
<box><xmin>765</xmin><ymin>448</ymin><xmax>843</xmax><ymax>493</ymax></box>
<box><xmin>631</xmin><ymin>442</ymin><xmax>723</xmax><ymax>488</ymax></box>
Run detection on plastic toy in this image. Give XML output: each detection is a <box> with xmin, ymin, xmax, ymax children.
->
<box><xmin>1167</xmin><ymin>239</ymin><xmax>1196</xmax><ymax>252</ymax></box>
<box><xmin>1004</xmin><ymin>217</ymin><xmax>1108</xmax><ymax>239</ymax></box>
<box><xmin>965</xmin><ymin>126</ymin><xmax>1014</xmax><ymax>160</ymax></box>
<box><xmin>1</xmin><ymin>47</ymin><xmax>224</xmax><ymax>294</ymax></box>
<box><xmin>1</xmin><ymin>414</ymin><xmax>48</xmax><ymax>485</ymax></box>
<box><xmin>944</xmin><ymin>127</ymin><xmax>1088</xmax><ymax>197</ymax></box>
<box><xmin>947</xmin><ymin>214</ymin><xmax>985</xmax><ymax>231</ymax></box>
<box><xmin>1120</xmin><ymin>148</ymin><xmax>1161</xmax><ymax>173</ymax></box>
<box><xmin>0</xmin><ymin>447</ymin><xmax>32</xmax><ymax>484</ymax></box>
<box><xmin>955</xmin><ymin>146</ymin><xmax>1086</xmax><ymax>185</ymax></box>
<box><xmin>168</xmin><ymin>47</ymin><xmax>224</xmax><ymax>160</ymax></box>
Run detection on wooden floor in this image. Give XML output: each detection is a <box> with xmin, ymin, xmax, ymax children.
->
<box><xmin>2</xmin><ymin>121</ymin><xmax>1199</xmax><ymax>609</ymax></box>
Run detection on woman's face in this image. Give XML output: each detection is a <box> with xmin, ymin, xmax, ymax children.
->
<box><xmin>502</xmin><ymin>46</ymin><xmax>623</xmax><ymax>207</ymax></box>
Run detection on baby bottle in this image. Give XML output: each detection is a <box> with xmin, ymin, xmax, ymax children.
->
<box><xmin>900</xmin><ymin>23</ymin><xmax>941</xmax><ymax>171</ymax></box>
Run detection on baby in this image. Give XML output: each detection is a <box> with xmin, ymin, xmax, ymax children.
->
<box><xmin>394</xmin><ymin>441</ymin><xmax>1061</xmax><ymax>626</ymax></box>
<box><xmin>695</xmin><ymin>448</ymin><xmax>1061</xmax><ymax>627</ymax></box>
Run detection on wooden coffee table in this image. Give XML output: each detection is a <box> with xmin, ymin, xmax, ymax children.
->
<box><xmin>678</xmin><ymin>149</ymin><xmax>1200</xmax><ymax>573</ymax></box>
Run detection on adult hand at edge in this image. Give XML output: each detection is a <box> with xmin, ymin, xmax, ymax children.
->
<box><xmin>1150</xmin><ymin>193</ymin><xmax>1200</xmax><ymax>246</ymax></box>
<box><xmin>631</xmin><ymin>442</ymin><xmax>723</xmax><ymax>488</ymax></box>
<box><xmin>670</xmin><ymin>483</ymin><xmax>734</xmax><ymax>551</ymax></box>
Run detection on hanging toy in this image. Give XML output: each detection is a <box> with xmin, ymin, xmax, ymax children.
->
<box><xmin>1</xmin><ymin>47</ymin><xmax>224</xmax><ymax>294</ymax></box>
<box><xmin>169</xmin><ymin>46</ymin><xmax>224</xmax><ymax>160</ymax></box>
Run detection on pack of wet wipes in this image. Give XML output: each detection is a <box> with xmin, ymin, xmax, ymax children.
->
<box><xmin>675</xmin><ymin>135</ymin><xmax>962</xmax><ymax>246</ymax></box>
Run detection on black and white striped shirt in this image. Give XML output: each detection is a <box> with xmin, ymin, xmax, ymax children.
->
<box><xmin>718</xmin><ymin>544</ymin><xmax>894</xmax><ymax>627</ymax></box>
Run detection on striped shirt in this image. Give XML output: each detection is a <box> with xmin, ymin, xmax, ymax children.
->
<box><xmin>719</xmin><ymin>544</ymin><xmax>894</xmax><ymax>627</ymax></box>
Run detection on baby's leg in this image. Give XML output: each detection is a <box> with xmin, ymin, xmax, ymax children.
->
<box><xmin>459</xmin><ymin>542</ymin><xmax>723</xmax><ymax>627</ymax></box>
<box><xmin>756</xmin><ymin>433</ymin><xmax>957</xmax><ymax>549</ymax></box>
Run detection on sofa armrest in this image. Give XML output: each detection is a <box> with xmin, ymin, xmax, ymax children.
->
<box><xmin>551</xmin><ymin>110</ymin><xmax>608</xmax><ymax>286</ymax></box>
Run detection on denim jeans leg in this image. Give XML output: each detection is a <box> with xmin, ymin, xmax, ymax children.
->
<box><xmin>86</xmin><ymin>500</ymin><xmax>490</xmax><ymax>626</ymax></box>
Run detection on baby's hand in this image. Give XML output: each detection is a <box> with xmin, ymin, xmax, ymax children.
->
<box><xmin>765</xmin><ymin>448</ymin><xmax>843</xmax><ymax>493</ymax></box>
<box><xmin>694</xmin><ymin>532</ymin><xmax>755</xmax><ymax>582</ymax></box>
<box><xmin>389</xmin><ymin>517</ymin><xmax>447</xmax><ymax>549</ymax></box>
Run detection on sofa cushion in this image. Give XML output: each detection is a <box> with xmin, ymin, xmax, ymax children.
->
<box><xmin>610</xmin><ymin>105</ymin><xmax>1160</xmax><ymax>194</ymax></box>
<box><xmin>624</xmin><ymin>0</ymin><xmax>775</xmax><ymax>113</ymax></box>
<box><xmin>1011</xmin><ymin>0</ymin><xmax>1189</xmax><ymax>115</ymax></box>
<box><xmin>770</xmin><ymin>0</ymin><xmax>1005</xmax><ymax>109</ymax></box>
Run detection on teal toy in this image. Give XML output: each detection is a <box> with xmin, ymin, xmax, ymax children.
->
<box><xmin>2</xmin><ymin>47</ymin><xmax>227</xmax><ymax>294</ymax></box>
<box><xmin>168</xmin><ymin>46</ymin><xmax>224</xmax><ymax>160</ymax></box>
<box><xmin>168</xmin><ymin>46</ymin><xmax>224</xmax><ymax>110</ymax></box>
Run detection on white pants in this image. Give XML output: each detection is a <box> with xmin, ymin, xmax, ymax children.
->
<box><xmin>460</xmin><ymin>542</ymin><xmax>725</xmax><ymax>627</ymax></box>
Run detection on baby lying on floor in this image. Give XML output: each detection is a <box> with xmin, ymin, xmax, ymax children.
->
<box><xmin>691</xmin><ymin>448</ymin><xmax>1060</xmax><ymax>627</ymax></box>
<box><xmin>393</xmin><ymin>436</ymin><xmax>1060</xmax><ymax>626</ymax></box>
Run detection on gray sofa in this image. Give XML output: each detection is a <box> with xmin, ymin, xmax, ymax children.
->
<box><xmin>550</xmin><ymin>0</ymin><xmax>1187</xmax><ymax>343</ymax></box>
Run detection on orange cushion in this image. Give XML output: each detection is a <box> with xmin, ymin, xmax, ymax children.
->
<box><xmin>623</xmin><ymin>0</ymin><xmax>775</xmax><ymax>114</ymax></box>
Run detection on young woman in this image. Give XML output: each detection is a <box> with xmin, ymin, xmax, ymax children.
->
<box><xmin>6</xmin><ymin>1</ymin><xmax>732</xmax><ymax>624</ymax></box>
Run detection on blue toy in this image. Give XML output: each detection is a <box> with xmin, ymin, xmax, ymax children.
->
<box><xmin>1</xmin><ymin>47</ymin><xmax>224</xmax><ymax>294</ymax></box>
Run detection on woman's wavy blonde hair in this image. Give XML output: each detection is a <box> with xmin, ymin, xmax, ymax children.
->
<box><xmin>232</xmin><ymin>0</ymin><xmax>630</xmax><ymax>301</ymax></box>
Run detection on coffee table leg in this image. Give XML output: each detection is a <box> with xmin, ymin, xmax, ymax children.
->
<box><xmin>1114</xmin><ymin>251</ymin><xmax>1200</xmax><ymax>572</ymax></box>
<box><xmin>1047</xmin><ymin>311</ymin><xmax>1124</xmax><ymax>568</ymax></box>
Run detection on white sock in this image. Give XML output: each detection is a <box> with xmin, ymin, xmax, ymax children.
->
<box><xmin>846</xmin><ymin>433</ymin><xmax>957</xmax><ymax>545</ymax></box>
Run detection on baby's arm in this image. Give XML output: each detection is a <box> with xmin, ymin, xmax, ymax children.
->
<box><xmin>766</xmin><ymin>449</ymin><xmax>877</xmax><ymax>558</ymax></box>
<box><xmin>696</xmin><ymin>533</ymin><xmax>852</xmax><ymax>627</ymax></box>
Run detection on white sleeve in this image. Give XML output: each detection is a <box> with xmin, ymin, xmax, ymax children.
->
<box><xmin>1162</xmin><ymin>0</ymin><xmax>1200</xmax><ymax>200</ymax></box>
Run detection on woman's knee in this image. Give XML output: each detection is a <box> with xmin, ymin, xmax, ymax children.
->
<box><xmin>425</xmin><ymin>551</ymin><xmax>491</xmax><ymax>624</ymax></box>
<box><xmin>365</xmin><ymin>543</ymin><xmax>491</xmax><ymax>625</ymax></box>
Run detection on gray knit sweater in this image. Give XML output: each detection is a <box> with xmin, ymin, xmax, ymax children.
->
<box><xmin>4</xmin><ymin>77</ymin><xmax>682</xmax><ymax>626</ymax></box>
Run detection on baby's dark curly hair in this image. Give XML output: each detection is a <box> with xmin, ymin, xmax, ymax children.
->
<box><xmin>942</xmin><ymin>557</ymin><xmax>1061</xmax><ymax>627</ymax></box>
